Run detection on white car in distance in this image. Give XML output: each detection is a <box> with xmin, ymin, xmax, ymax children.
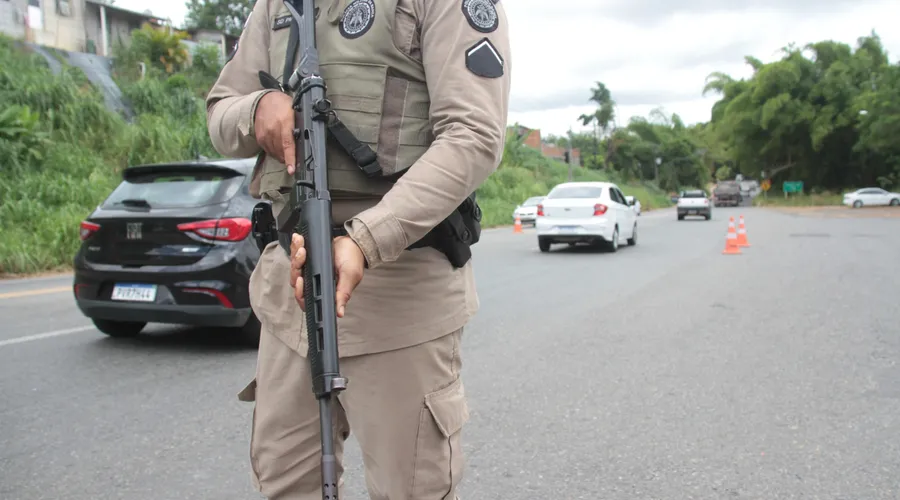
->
<box><xmin>535</xmin><ymin>181</ymin><xmax>637</xmax><ymax>253</ymax></box>
<box><xmin>512</xmin><ymin>196</ymin><xmax>544</xmax><ymax>225</ymax></box>
<box><xmin>842</xmin><ymin>188</ymin><xmax>900</xmax><ymax>208</ymax></box>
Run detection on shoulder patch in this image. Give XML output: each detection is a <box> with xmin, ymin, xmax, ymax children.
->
<box><xmin>462</xmin><ymin>0</ymin><xmax>498</xmax><ymax>33</ymax></box>
<box><xmin>339</xmin><ymin>0</ymin><xmax>375</xmax><ymax>39</ymax></box>
<box><xmin>465</xmin><ymin>37</ymin><xmax>503</xmax><ymax>78</ymax></box>
<box><xmin>273</xmin><ymin>14</ymin><xmax>292</xmax><ymax>30</ymax></box>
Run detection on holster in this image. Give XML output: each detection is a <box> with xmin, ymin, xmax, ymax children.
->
<box><xmin>251</xmin><ymin>204</ymin><xmax>279</xmax><ymax>252</ymax></box>
<box><xmin>408</xmin><ymin>192</ymin><xmax>482</xmax><ymax>268</ymax></box>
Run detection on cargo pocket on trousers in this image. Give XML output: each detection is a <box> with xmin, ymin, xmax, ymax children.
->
<box><xmin>412</xmin><ymin>377</ymin><xmax>470</xmax><ymax>499</ymax></box>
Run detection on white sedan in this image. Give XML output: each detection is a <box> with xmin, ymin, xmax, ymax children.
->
<box><xmin>535</xmin><ymin>181</ymin><xmax>637</xmax><ymax>253</ymax></box>
<box><xmin>512</xmin><ymin>196</ymin><xmax>544</xmax><ymax>225</ymax></box>
<box><xmin>843</xmin><ymin>188</ymin><xmax>900</xmax><ymax>208</ymax></box>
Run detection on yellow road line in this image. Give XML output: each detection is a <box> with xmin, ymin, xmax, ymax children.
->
<box><xmin>0</xmin><ymin>286</ymin><xmax>71</xmax><ymax>299</ymax></box>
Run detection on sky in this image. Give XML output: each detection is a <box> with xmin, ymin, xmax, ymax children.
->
<box><xmin>116</xmin><ymin>0</ymin><xmax>900</xmax><ymax>138</ymax></box>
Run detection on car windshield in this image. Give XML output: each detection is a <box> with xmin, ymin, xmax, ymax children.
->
<box><xmin>547</xmin><ymin>186</ymin><xmax>604</xmax><ymax>199</ymax></box>
<box><xmin>682</xmin><ymin>191</ymin><xmax>706</xmax><ymax>198</ymax></box>
<box><xmin>102</xmin><ymin>169</ymin><xmax>244</xmax><ymax>209</ymax></box>
<box><xmin>521</xmin><ymin>197</ymin><xmax>543</xmax><ymax>206</ymax></box>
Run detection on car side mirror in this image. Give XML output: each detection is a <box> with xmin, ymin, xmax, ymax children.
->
<box><xmin>627</xmin><ymin>199</ymin><xmax>634</xmax><ymax>206</ymax></box>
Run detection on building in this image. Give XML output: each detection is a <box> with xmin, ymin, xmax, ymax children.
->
<box><xmin>0</xmin><ymin>0</ymin><xmax>235</xmax><ymax>61</ymax></box>
<box><xmin>510</xmin><ymin>125</ymin><xmax>582</xmax><ymax>166</ymax></box>
<box><xmin>1</xmin><ymin>0</ymin><xmax>166</xmax><ymax>55</ymax></box>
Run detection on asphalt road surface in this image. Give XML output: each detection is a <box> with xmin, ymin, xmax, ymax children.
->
<box><xmin>2</xmin><ymin>206</ymin><xmax>898</xmax><ymax>499</ymax></box>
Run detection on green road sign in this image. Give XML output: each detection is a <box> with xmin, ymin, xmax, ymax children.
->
<box><xmin>783</xmin><ymin>181</ymin><xmax>804</xmax><ymax>193</ymax></box>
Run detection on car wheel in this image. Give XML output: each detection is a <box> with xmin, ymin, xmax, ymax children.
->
<box><xmin>538</xmin><ymin>237</ymin><xmax>551</xmax><ymax>253</ymax></box>
<box><xmin>678</xmin><ymin>214</ymin><xmax>684</xmax><ymax>221</ymax></box>
<box><xmin>236</xmin><ymin>311</ymin><xmax>261</xmax><ymax>348</ymax></box>
<box><xmin>608</xmin><ymin>227</ymin><xmax>619</xmax><ymax>252</ymax></box>
<box><xmin>705</xmin><ymin>214</ymin><xmax>711</xmax><ymax>220</ymax></box>
<box><xmin>891</xmin><ymin>198</ymin><xmax>899</xmax><ymax>206</ymax></box>
<box><xmin>92</xmin><ymin>318</ymin><xmax>146</xmax><ymax>338</ymax></box>
<box><xmin>627</xmin><ymin>224</ymin><xmax>637</xmax><ymax>246</ymax></box>
<box><xmin>853</xmin><ymin>200</ymin><xmax>863</xmax><ymax>208</ymax></box>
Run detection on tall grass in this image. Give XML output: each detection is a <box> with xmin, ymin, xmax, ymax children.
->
<box><xmin>0</xmin><ymin>35</ymin><xmax>669</xmax><ymax>275</ymax></box>
<box><xmin>479</xmin><ymin>134</ymin><xmax>672</xmax><ymax>226</ymax></box>
<box><xmin>752</xmin><ymin>192</ymin><xmax>844</xmax><ymax>207</ymax></box>
<box><xmin>0</xmin><ymin>35</ymin><xmax>219</xmax><ymax>275</ymax></box>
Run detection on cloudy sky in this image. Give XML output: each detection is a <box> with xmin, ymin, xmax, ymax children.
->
<box><xmin>117</xmin><ymin>0</ymin><xmax>900</xmax><ymax>138</ymax></box>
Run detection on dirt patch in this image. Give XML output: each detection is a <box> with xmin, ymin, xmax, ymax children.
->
<box><xmin>767</xmin><ymin>206</ymin><xmax>900</xmax><ymax>219</ymax></box>
<box><xmin>0</xmin><ymin>269</ymin><xmax>73</xmax><ymax>281</ymax></box>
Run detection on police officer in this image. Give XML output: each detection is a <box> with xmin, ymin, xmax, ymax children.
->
<box><xmin>205</xmin><ymin>0</ymin><xmax>510</xmax><ymax>496</ymax></box>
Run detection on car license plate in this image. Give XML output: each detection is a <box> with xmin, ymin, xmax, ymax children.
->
<box><xmin>111</xmin><ymin>283</ymin><xmax>157</xmax><ymax>302</ymax></box>
<box><xmin>688</xmin><ymin>210</ymin><xmax>697</xmax><ymax>214</ymax></box>
<box><xmin>557</xmin><ymin>226</ymin><xmax>579</xmax><ymax>233</ymax></box>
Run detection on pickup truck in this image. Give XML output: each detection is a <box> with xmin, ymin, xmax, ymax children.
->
<box><xmin>677</xmin><ymin>189</ymin><xmax>712</xmax><ymax>220</ymax></box>
<box><xmin>713</xmin><ymin>181</ymin><xmax>742</xmax><ymax>207</ymax></box>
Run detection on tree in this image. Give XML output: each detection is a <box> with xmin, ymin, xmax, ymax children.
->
<box><xmin>577</xmin><ymin>81</ymin><xmax>616</xmax><ymax>167</ymax></box>
<box><xmin>704</xmin><ymin>31</ymin><xmax>899</xmax><ymax>191</ymax></box>
<box><xmin>183</xmin><ymin>0</ymin><xmax>255</xmax><ymax>37</ymax></box>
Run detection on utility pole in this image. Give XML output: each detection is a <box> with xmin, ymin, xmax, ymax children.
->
<box><xmin>567</xmin><ymin>127</ymin><xmax>574</xmax><ymax>181</ymax></box>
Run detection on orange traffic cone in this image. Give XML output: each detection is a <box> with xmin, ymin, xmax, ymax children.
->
<box><xmin>513</xmin><ymin>215</ymin><xmax>523</xmax><ymax>233</ymax></box>
<box><xmin>736</xmin><ymin>215</ymin><xmax>750</xmax><ymax>247</ymax></box>
<box><xmin>723</xmin><ymin>217</ymin><xmax>742</xmax><ymax>255</ymax></box>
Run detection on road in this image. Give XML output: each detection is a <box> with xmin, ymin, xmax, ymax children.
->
<box><xmin>1</xmin><ymin>206</ymin><xmax>899</xmax><ymax>499</ymax></box>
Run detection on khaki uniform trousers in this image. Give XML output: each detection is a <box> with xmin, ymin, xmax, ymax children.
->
<box><xmin>240</xmin><ymin>242</ymin><xmax>470</xmax><ymax>500</ymax></box>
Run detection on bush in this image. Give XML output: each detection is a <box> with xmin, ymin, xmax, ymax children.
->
<box><xmin>477</xmin><ymin>133</ymin><xmax>672</xmax><ymax>226</ymax></box>
<box><xmin>0</xmin><ymin>34</ymin><xmax>670</xmax><ymax>275</ymax></box>
<box><xmin>0</xmin><ymin>34</ymin><xmax>218</xmax><ymax>275</ymax></box>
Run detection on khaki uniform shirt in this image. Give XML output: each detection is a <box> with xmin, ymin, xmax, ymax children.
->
<box><xmin>206</xmin><ymin>0</ymin><xmax>511</xmax><ymax>356</ymax></box>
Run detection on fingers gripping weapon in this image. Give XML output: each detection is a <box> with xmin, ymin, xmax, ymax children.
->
<box><xmin>278</xmin><ymin>0</ymin><xmax>346</xmax><ymax>497</ymax></box>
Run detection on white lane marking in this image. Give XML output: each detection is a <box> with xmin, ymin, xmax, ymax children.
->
<box><xmin>0</xmin><ymin>326</ymin><xmax>94</xmax><ymax>348</ymax></box>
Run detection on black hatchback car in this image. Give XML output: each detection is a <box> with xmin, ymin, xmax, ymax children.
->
<box><xmin>73</xmin><ymin>158</ymin><xmax>272</xmax><ymax>346</ymax></box>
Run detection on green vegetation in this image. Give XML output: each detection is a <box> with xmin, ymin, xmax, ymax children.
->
<box><xmin>3</xmin><ymin>21</ymin><xmax>897</xmax><ymax>275</ymax></box>
<box><xmin>480</xmin><ymin>133</ymin><xmax>672</xmax><ymax>227</ymax></box>
<box><xmin>546</xmin><ymin>31</ymin><xmax>899</xmax><ymax>200</ymax></box>
<box><xmin>752</xmin><ymin>193</ymin><xmax>844</xmax><ymax>207</ymax></box>
<box><xmin>703</xmin><ymin>31</ymin><xmax>899</xmax><ymax>193</ymax></box>
<box><xmin>0</xmin><ymin>27</ymin><xmax>220</xmax><ymax>275</ymax></box>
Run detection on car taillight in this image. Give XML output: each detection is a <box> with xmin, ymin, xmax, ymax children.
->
<box><xmin>80</xmin><ymin>221</ymin><xmax>100</xmax><ymax>240</ymax></box>
<box><xmin>177</xmin><ymin>217</ymin><xmax>252</xmax><ymax>242</ymax></box>
<box><xmin>593</xmin><ymin>204</ymin><xmax>608</xmax><ymax>216</ymax></box>
<box><xmin>537</xmin><ymin>204</ymin><xmax>544</xmax><ymax>216</ymax></box>
<box><xmin>181</xmin><ymin>287</ymin><xmax>234</xmax><ymax>308</ymax></box>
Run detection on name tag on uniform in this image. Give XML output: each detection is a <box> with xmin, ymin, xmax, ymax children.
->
<box><xmin>273</xmin><ymin>15</ymin><xmax>292</xmax><ymax>30</ymax></box>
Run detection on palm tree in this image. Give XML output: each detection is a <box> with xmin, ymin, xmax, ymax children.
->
<box><xmin>577</xmin><ymin>81</ymin><xmax>617</xmax><ymax>168</ymax></box>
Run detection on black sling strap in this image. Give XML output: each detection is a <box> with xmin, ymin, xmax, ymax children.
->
<box><xmin>276</xmin><ymin>13</ymin><xmax>383</xmax><ymax>179</ymax></box>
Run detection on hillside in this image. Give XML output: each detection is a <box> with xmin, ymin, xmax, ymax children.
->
<box><xmin>0</xmin><ymin>35</ymin><xmax>669</xmax><ymax>276</ymax></box>
<box><xmin>480</xmin><ymin>135</ymin><xmax>671</xmax><ymax>227</ymax></box>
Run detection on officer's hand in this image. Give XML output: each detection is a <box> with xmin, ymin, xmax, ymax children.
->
<box><xmin>332</xmin><ymin>236</ymin><xmax>365</xmax><ymax>317</ymax></box>
<box><xmin>289</xmin><ymin>233</ymin><xmax>306</xmax><ymax>307</ymax></box>
<box><xmin>254</xmin><ymin>92</ymin><xmax>299</xmax><ymax>174</ymax></box>
<box><xmin>289</xmin><ymin>234</ymin><xmax>366</xmax><ymax>318</ymax></box>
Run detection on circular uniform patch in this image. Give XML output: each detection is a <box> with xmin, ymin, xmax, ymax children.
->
<box><xmin>462</xmin><ymin>0</ymin><xmax>498</xmax><ymax>33</ymax></box>
<box><xmin>340</xmin><ymin>0</ymin><xmax>375</xmax><ymax>39</ymax></box>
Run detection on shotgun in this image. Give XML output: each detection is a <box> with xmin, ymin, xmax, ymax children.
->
<box><xmin>274</xmin><ymin>0</ymin><xmax>346</xmax><ymax>496</ymax></box>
